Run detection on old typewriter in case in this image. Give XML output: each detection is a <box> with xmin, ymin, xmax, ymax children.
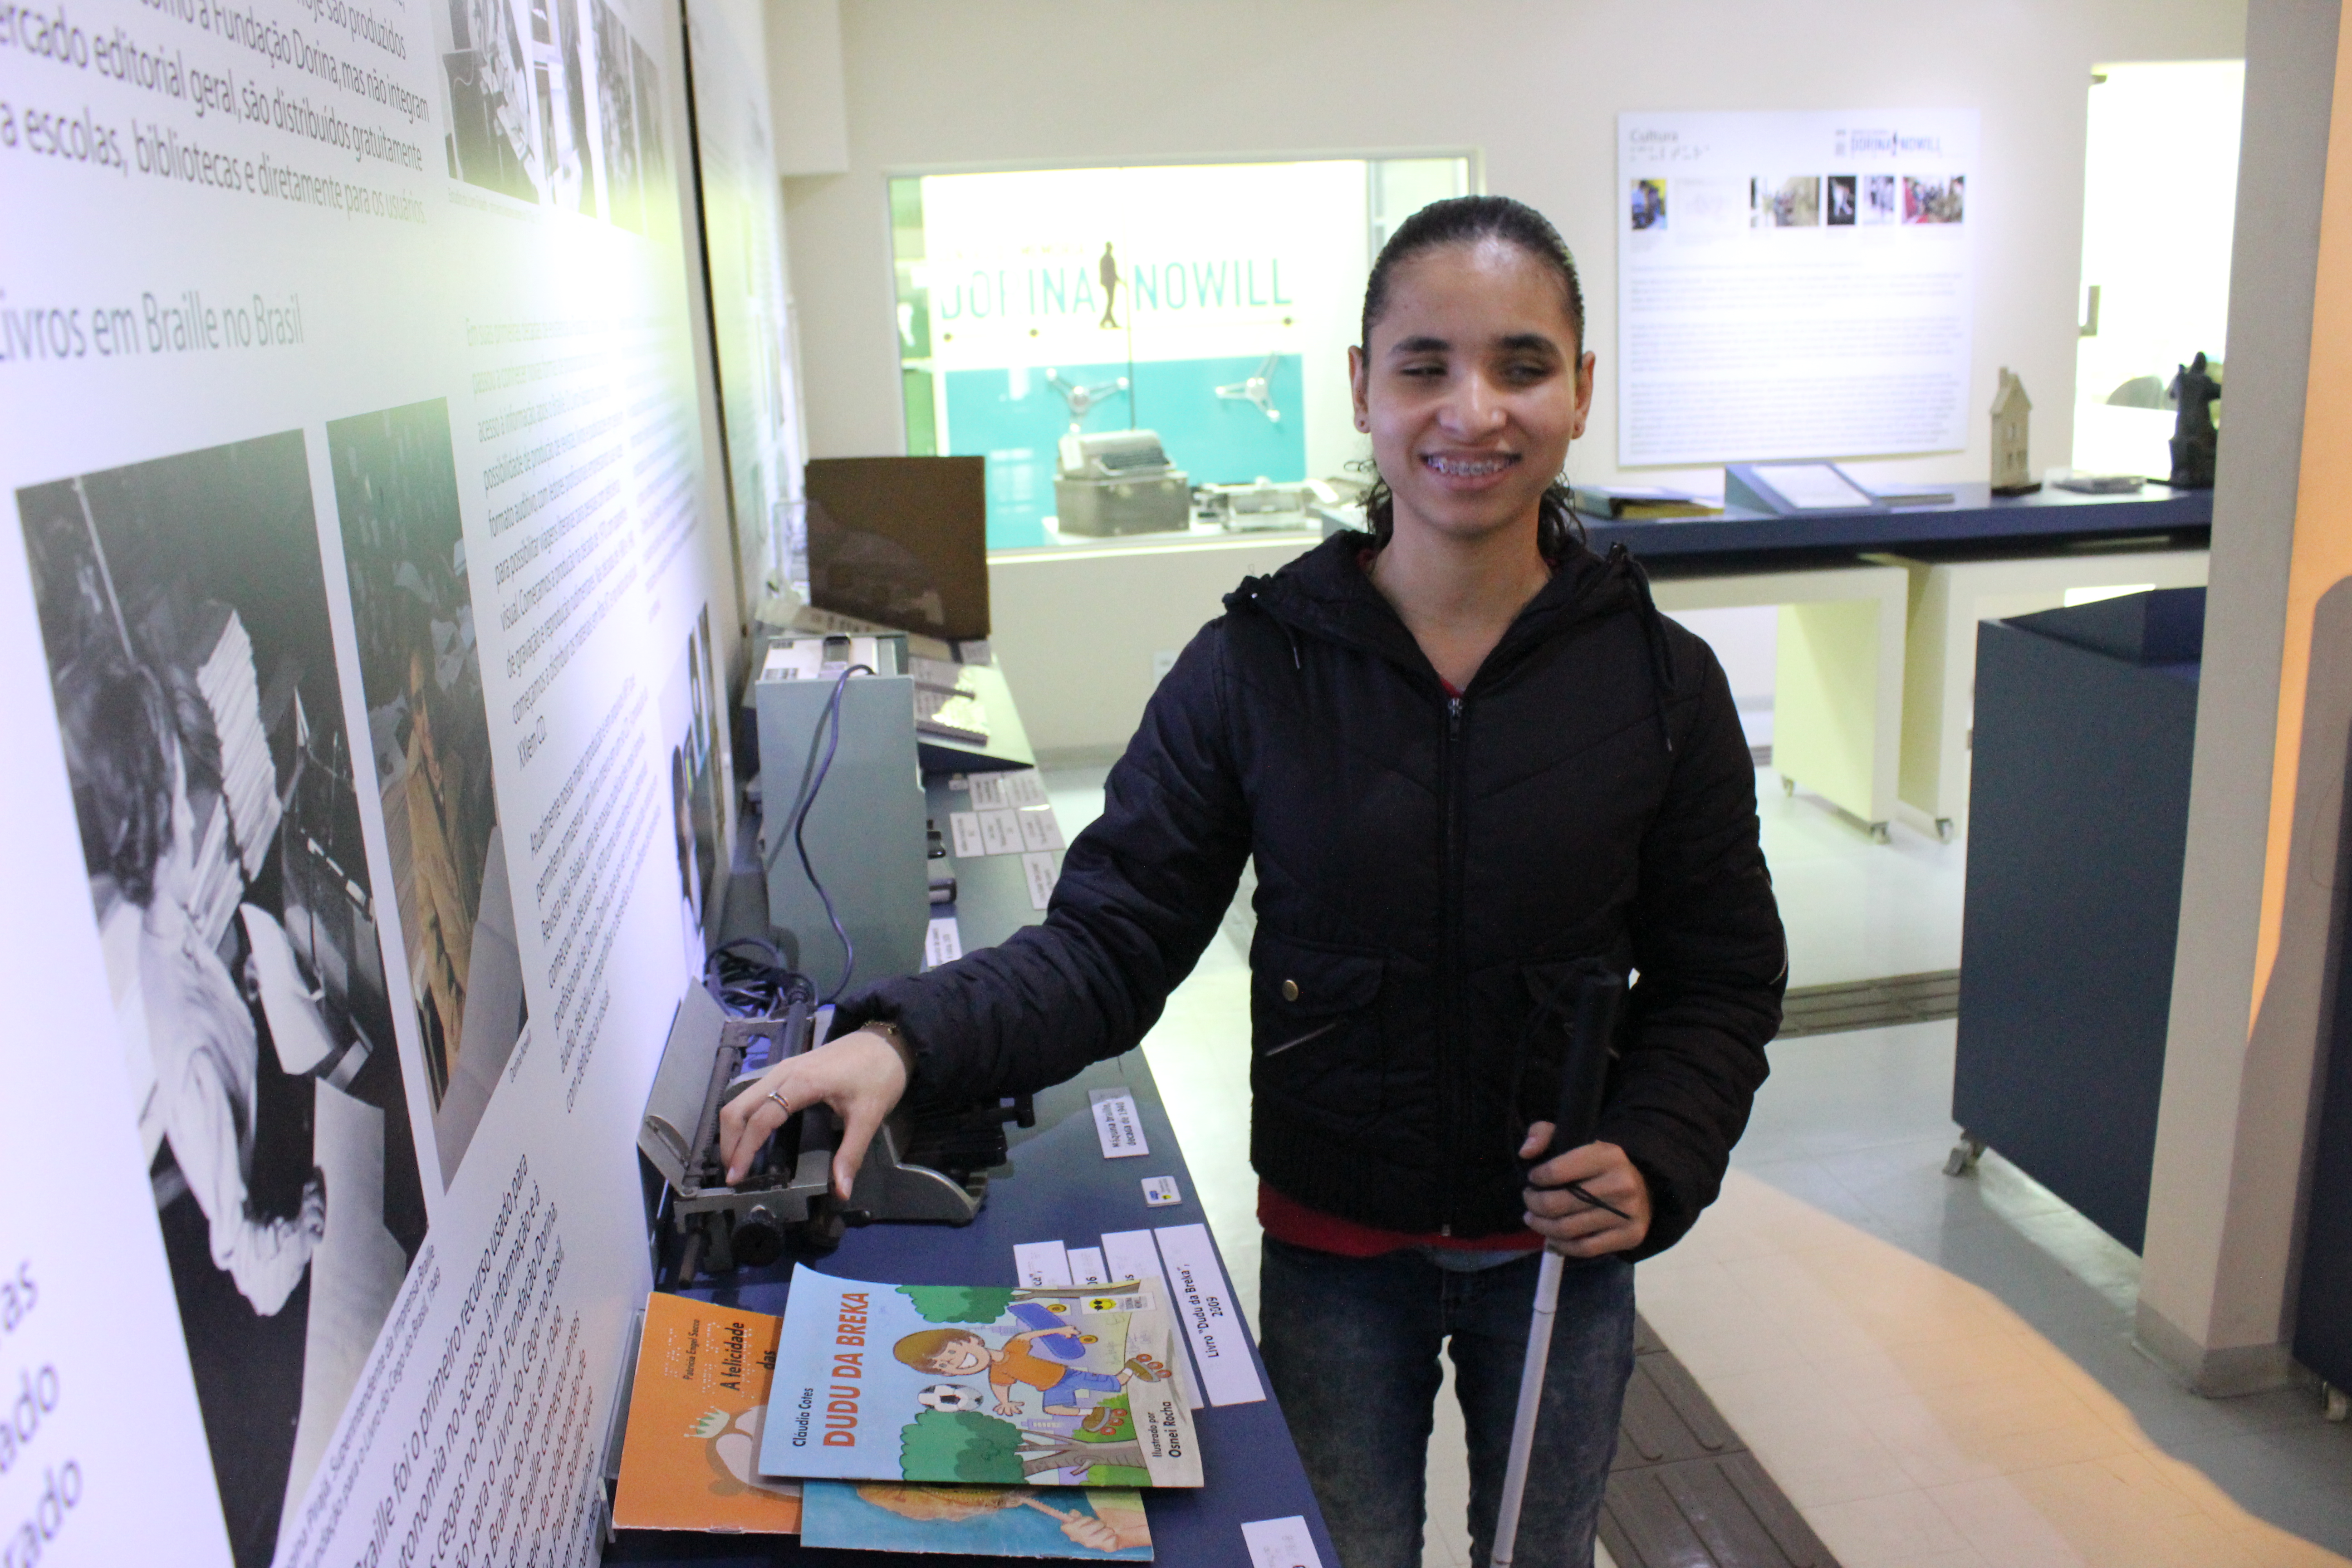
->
<box><xmin>1052</xmin><ymin>430</ymin><xmax>1191</xmax><ymax>537</ymax></box>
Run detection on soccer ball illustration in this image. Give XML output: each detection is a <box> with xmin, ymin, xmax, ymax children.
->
<box><xmin>918</xmin><ymin>1383</ymin><xmax>988</xmax><ymax>1412</ymax></box>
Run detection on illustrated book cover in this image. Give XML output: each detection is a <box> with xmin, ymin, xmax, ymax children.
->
<box><xmin>758</xmin><ymin>1265</ymin><xmax>1204</xmax><ymax>1488</ymax></box>
<box><xmin>613</xmin><ymin>1292</ymin><xmax>805</xmax><ymax>1534</ymax></box>
<box><xmin>800</xmin><ymin>1481</ymin><xmax>1153</xmax><ymax>1558</ymax></box>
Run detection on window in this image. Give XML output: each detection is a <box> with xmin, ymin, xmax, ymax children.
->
<box><xmin>889</xmin><ymin>156</ymin><xmax>1474</xmax><ymax>551</ymax></box>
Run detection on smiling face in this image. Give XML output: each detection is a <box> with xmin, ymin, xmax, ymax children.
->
<box><xmin>1349</xmin><ymin>237</ymin><xmax>1594</xmax><ymax>551</ymax></box>
<box><xmin>925</xmin><ymin>1338</ymin><xmax>990</xmax><ymax>1377</ymax></box>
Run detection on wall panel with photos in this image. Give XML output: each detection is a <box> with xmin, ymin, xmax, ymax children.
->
<box><xmin>0</xmin><ymin>0</ymin><xmax>791</xmax><ymax>1557</ymax></box>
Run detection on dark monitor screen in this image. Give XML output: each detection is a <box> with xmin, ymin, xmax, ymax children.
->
<box><xmin>806</xmin><ymin>456</ymin><xmax>990</xmax><ymax>641</ymax></box>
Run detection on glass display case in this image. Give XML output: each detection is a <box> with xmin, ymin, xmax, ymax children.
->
<box><xmin>888</xmin><ymin>156</ymin><xmax>1474</xmax><ymax>551</ymax></box>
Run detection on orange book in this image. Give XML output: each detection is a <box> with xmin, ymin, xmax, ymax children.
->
<box><xmin>613</xmin><ymin>1292</ymin><xmax>804</xmax><ymax>1534</ymax></box>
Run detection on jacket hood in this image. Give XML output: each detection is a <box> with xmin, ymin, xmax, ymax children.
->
<box><xmin>1225</xmin><ymin>529</ymin><xmax>1656</xmax><ymax>698</ymax></box>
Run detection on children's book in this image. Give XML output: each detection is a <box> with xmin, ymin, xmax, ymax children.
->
<box><xmin>758</xmin><ymin>1265</ymin><xmax>1205</xmax><ymax>1489</ymax></box>
<box><xmin>800</xmin><ymin>1481</ymin><xmax>1153</xmax><ymax>1558</ymax></box>
<box><xmin>612</xmin><ymin>1293</ymin><xmax>805</xmax><ymax>1534</ymax></box>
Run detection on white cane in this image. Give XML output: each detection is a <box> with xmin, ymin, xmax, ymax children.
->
<box><xmin>1490</xmin><ymin>971</ymin><xmax>1625</xmax><ymax>1568</ymax></box>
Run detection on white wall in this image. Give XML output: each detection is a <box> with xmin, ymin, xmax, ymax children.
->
<box><xmin>783</xmin><ymin>0</ymin><xmax>2245</xmax><ymax>490</ymax></box>
<box><xmin>774</xmin><ymin>0</ymin><xmax>2247</xmax><ymax>750</ymax></box>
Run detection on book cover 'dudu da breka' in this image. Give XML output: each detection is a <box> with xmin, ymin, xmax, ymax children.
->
<box><xmin>758</xmin><ymin>1266</ymin><xmax>1205</xmax><ymax>1488</ymax></box>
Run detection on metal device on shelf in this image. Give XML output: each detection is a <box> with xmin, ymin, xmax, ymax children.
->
<box><xmin>1045</xmin><ymin>368</ymin><xmax>1130</xmax><ymax>432</ymax></box>
<box><xmin>1214</xmin><ymin>351</ymin><xmax>1283</xmax><ymax>423</ymax></box>
<box><xmin>1194</xmin><ymin>479</ymin><xmax>1319</xmax><ymax>533</ymax></box>
<box><xmin>639</xmin><ymin>984</ymin><xmax>1033</xmax><ymax>1277</ymax></box>
<box><xmin>1053</xmin><ymin>429</ymin><xmax>1191</xmax><ymax>537</ymax></box>
<box><xmin>753</xmin><ymin>633</ymin><xmax>930</xmax><ymax>986</ymax></box>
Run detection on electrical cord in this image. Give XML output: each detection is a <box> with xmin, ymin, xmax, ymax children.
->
<box><xmin>702</xmin><ymin>937</ymin><xmax>814</xmax><ymax>1019</ymax></box>
<box><xmin>785</xmin><ymin>663</ymin><xmax>872</xmax><ymax>1003</ymax></box>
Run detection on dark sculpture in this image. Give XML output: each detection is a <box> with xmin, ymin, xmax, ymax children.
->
<box><xmin>2168</xmin><ymin>352</ymin><xmax>2221</xmax><ymax>489</ymax></box>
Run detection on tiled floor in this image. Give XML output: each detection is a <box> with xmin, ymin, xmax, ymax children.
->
<box><xmin>1042</xmin><ymin>765</ymin><xmax>2352</xmax><ymax>1568</ymax></box>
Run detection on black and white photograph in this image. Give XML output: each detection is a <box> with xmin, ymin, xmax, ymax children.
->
<box><xmin>18</xmin><ymin>435</ymin><xmax>429</xmax><ymax>1568</ymax></box>
<box><xmin>630</xmin><ymin>31</ymin><xmax>670</xmax><ymax>201</ymax></box>
<box><xmin>329</xmin><ymin>399</ymin><xmax>528</xmax><ymax>1190</ymax></box>
<box><xmin>662</xmin><ymin>605</ymin><xmax>726</xmax><ymax>979</ymax></box>
<box><xmin>593</xmin><ymin>0</ymin><xmax>645</xmax><ymax>232</ymax></box>
<box><xmin>543</xmin><ymin>0</ymin><xmax>598</xmax><ymax>214</ymax></box>
<box><xmin>1826</xmin><ymin>172</ymin><xmax>1857</xmax><ymax>225</ymax></box>
<box><xmin>436</xmin><ymin>0</ymin><xmax>544</xmax><ymax>202</ymax></box>
<box><xmin>1862</xmin><ymin>170</ymin><xmax>1899</xmax><ymax>224</ymax></box>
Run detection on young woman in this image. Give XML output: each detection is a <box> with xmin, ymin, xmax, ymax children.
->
<box><xmin>721</xmin><ymin>195</ymin><xmax>1785</xmax><ymax>1568</ymax></box>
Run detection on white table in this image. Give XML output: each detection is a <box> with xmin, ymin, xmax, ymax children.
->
<box><xmin>1876</xmin><ymin>547</ymin><xmax>2209</xmax><ymax>839</ymax></box>
<box><xmin>1651</xmin><ymin>563</ymin><xmax>1912</xmax><ymax>841</ymax></box>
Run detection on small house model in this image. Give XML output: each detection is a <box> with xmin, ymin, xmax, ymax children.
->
<box><xmin>1990</xmin><ymin>368</ymin><xmax>2038</xmax><ymax>495</ymax></box>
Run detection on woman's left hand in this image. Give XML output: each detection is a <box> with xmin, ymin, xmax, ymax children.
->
<box><xmin>1518</xmin><ymin>1127</ymin><xmax>1651</xmax><ymax>1257</ymax></box>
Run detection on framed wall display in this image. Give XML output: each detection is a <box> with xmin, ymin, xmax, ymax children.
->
<box><xmin>1617</xmin><ymin>110</ymin><xmax>1980</xmax><ymax>467</ymax></box>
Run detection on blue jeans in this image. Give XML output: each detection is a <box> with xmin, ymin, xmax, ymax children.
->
<box><xmin>1259</xmin><ymin>1237</ymin><xmax>1635</xmax><ymax>1568</ymax></box>
<box><xmin>1036</xmin><ymin>1367</ymin><xmax>1122</xmax><ymax>1406</ymax></box>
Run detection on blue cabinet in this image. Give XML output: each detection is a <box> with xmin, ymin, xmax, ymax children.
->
<box><xmin>1953</xmin><ymin>589</ymin><xmax>2204</xmax><ymax>1252</ymax></box>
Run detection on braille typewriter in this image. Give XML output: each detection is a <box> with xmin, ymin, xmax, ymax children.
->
<box><xmin>638</xmin><ymin>983</ymin><xmax>1032</xmax><ymax>1277</ymax></box>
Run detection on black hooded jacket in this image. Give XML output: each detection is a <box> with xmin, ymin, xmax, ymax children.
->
<box><xmin>841</xmin><ymin>531</ymin><xmax>1785</xmax><ymax>1259</ymax></box>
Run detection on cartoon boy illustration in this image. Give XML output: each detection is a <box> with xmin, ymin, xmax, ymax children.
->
<box><xmin>894</xmin><ymin>1318</ymin><xmax>1168</xmax><ymax>1419</ymax></box>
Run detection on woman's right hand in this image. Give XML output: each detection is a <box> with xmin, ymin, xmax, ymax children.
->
<box><xmin>718</xmin><ymin>1028</ymin><xmax>911</xmax><ymax>1196</ymax></box>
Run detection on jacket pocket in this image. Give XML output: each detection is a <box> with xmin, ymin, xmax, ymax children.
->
<box><xmin>1250</xmin><ymin>931</ymin><xmax>1387</xmax><ymax>1128</ymax></box>
<box><xmin>1477</xmin><ymin>959</ymin><xmax>1627</xmax><ymax>1152</ymax></box>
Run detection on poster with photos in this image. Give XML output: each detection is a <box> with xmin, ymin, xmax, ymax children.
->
<box><xmin>1616</xmin><ymin>108</ymin><xmax>1979</xmax><ymax>466</ymax></box>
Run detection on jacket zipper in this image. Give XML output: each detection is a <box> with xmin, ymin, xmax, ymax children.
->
<box><xmin>1438</xmin><ymin>692</ymin><xmax>1465</xmax><ymax>1235</ymax></box>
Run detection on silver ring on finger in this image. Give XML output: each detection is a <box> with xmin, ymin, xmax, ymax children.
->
<box><xmin>765</xmin><ymin>1089</ymin><xmax>793</xmax><ymax>1117</ymax></box>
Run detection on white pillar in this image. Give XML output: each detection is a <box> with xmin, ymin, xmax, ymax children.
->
<box><xmin>2139</xmin><ymin>0</ymin><xmax>2349</xmax><ymax>1393</ymax></box>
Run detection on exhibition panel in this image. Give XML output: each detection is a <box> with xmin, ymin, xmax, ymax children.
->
<box><xmin>0</xmin><ymin>0</ymin><xmax>756</xmax><ymax>1556</ymax></box>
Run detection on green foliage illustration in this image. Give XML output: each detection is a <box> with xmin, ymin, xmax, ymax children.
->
<box><xmin>896</xmin><ymin>1285</ymin><xmax>1017</xmax><ymax>1324</ymax></box>
<box><xmin>899</xmin><ymin>1409</ymin><xmax>1156</xmax><ymax>1484</ymax></box>
<box><xmin>902</xmin><ymin>1410</ymin><xmax>1025</xmax><ymax>1483</ymax></box>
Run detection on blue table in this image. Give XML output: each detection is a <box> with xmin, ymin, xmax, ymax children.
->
<box><xmin>609</xmin><ymin>780</ymin><xmax>1336</xmax><ymax>1567</ymax></box>
<box><xmin>1586</xmin><ymin>482</ymin><xmax>2210</xmax><ymax>567</ymax></box>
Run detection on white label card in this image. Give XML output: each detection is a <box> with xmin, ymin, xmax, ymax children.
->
<box><xmin>1101</xmin><ymin>1230</ymin><xmax>1204</xmax><ymax>1411</ymax></box>
<box><xmin>1088</xmin><ymin>1089</ymin><xmax>1148</xmax><ymax>1158</ymax></box>
<box><xmin>924</xmin><ymin>916</ymin><xmax>963</xmax><ymax>970</ymax></box>
<box><xmin>1022</xmin><ymin>852</ymin><xmax>1059</xmax><ymax>911</ymax></box>
<box><xmin>977</xmin><ymin>809</ymin><xmax>1022</xmax><ymax>856</ymax></box>
<box><xmin>1016</xmin><ymin>806</ymin><xmax>1065</xmax><ymax>852</ymax></box>
<box><xmin>1242</xmin><ymin>1516</ymin><xmax>1327</xmax><ymax>1568</ymax></box>
<box><xmin>1153</xmin><ymin>1223</ymin><xmax>1266</xmax><ymax>1405</ymax></box>
<box><xmin>1066</xmin><ymin>1247</ymin><xmax>1107</xmax><ymax>1286</ymax></box>
<box><xmin>949</xmin><ymin>811</ymin><xmax>985</xmax><ymax>858</ymax></box>
<box><xmin>1013</xmin><ymin>1240</ymin><xmax>1073</xmax><ymax>1288</ymax></box>
<box><xmin>1002</xmin><ymin>769</ymin><xmax>1050</xmax><ymax>808</ymax></box>
<box><xmin>1141</xmin><ymin>1176</ymin><xmax>1182</xmax><ymax>1207</ymax></box>
<box><xmin>968</xmin><ymin>774</ymin><xmax>1009</xmax><ymax>810</ymax></box>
